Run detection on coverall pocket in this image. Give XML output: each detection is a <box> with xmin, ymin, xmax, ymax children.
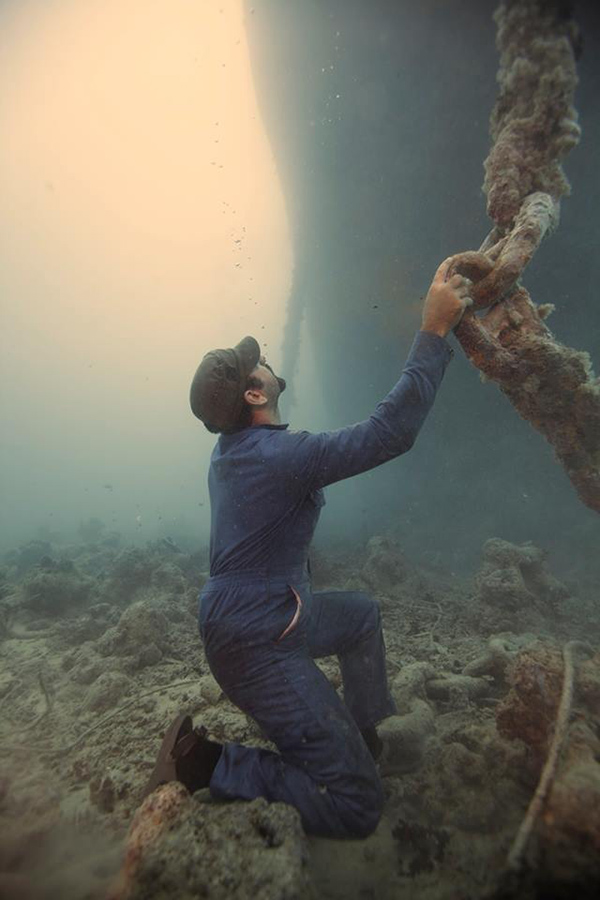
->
<box><xmin>275</xmin><ymin>585</ymin><xmax>303</xmax><ymax>643</ymax></box>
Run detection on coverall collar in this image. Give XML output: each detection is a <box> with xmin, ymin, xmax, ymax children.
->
<box><xmin>220</xmin><ymin>423</ymin><xmax>290</xmax><ymax>442</ymax></box>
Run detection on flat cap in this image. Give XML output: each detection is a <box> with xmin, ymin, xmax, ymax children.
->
<box><xmin>189</xmin><ymin>336</ymin><xmax>260</xmax><ymax>433</ymax></box>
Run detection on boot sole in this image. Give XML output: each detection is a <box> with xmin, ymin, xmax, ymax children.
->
<box><xmin>142</xmin><ymin>713</ymin><xmax>192</xmax><ymax>799</ymax></box>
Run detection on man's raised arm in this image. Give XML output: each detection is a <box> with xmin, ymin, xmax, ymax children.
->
<box><xmin>281</xmin><ymin>257</ymin><xmax>473</xmax><ymax>490</ymax></box>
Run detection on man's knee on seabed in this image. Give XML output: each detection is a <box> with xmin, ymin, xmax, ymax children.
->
<box><xmin>324</xmin><ymin>773</ymin><xmax>385</xmax><ymax>839</ymax></box>
<box><xmin>337</xmin><ymin>794</ymin><xmax>384</xmax><ymax>840</ymax></box>
<box><xmin>358</xmin><ymin>593</ymin><xmax>382</xmax><ymax>638</ymax></box>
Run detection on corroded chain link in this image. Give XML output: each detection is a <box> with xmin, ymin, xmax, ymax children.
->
<box><xmin>449</xmin><ymin>0</ymin><xmax>600</xmax><ymax>513</ymax></box>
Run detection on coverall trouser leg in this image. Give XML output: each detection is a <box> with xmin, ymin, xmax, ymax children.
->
<box><xmin>199</xmin><ymin>580</ymin><xmax>396</xmax><ymax>838</ymax></box>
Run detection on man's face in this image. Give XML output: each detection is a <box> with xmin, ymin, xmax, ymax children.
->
<box><xmin>255</xmin><ymin>356</ymin><xmax>286</xmax><ymax>396</ymax></box>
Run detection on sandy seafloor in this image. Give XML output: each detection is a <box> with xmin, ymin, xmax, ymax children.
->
<box><xmin>1</xmin><ymin>529</ymin><xmax>599</xmax><ymax>900</ymax></box>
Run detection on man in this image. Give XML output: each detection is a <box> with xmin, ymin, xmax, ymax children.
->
<box><xmin>144</xmin><ymin>257</ymin><xmax>472</xmax><ymax>838</ymax></box>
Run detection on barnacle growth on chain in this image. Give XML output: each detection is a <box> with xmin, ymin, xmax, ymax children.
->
<box><xmin>450</xmin><ymin>0</ymin><xmax>600</xmax><ymax>513</ymax></box>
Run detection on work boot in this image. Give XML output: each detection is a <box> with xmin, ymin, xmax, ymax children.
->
<box><xmin>142</xmin><ymin>713</ymin><xmax>223</xmax><ymax>799</ymax></box>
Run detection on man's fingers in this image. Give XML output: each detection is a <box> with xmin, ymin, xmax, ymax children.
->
<box><xmin>448</xmin><ymin>273</ymin><xmax>465</xmax><ymax>288</ymax></box>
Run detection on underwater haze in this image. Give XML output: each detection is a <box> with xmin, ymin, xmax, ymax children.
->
<box><xmin>1</xmin><ymin>1</ymin><xmax>600</xmax><ymax>898</ymax></box>
<box><xmin>243</xmin><ymin>0</ymin><xmax>600</xmax><ymax>571</ymax></box>
<box><xmin>0</xmin><ymin>0</ymin><xmax>291</xmax><ymax>553</ymax></box>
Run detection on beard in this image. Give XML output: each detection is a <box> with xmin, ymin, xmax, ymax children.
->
<box><xmin>263</xmin><ymin>362</ymin><xmax>286</xmax><ymax>395</ymax></box>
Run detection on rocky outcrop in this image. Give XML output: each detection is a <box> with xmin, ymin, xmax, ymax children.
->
<box><xmin>360</xmin><ymin>536</ymin><xmax>408</xmax><ymax>594</ymax></box>
<box><xmin>495</xmin><ymin>641</ymin><xmax>600</xmax><ymax>890</ymax></box>
<box><xmin>475</xmin><ymin>538</ymin><xmax>569</xmax><ymax>614</ymax></box>
<box><xmin>96</xmin><ymin>601</ymin><xmax>170</xmax><ymax>673</ymax></box>
<box><xmin>109</xmin><ymin>784</ymin><xmax>312</xmax><ymax>900</ymax></box>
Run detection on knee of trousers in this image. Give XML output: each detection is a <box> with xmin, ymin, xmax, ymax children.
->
<box><xmin>355</xmin><ymin>593</ymin><xmax>382</xmax><ymax>638</ymax></box>
<box><xmin>336</xmin><ymin>774</ymin><xmax>385</xmax><ymax>839</ymax></box>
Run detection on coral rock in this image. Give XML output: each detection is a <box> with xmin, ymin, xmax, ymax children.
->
<box><xmin>425</xmin><ymin>674</ymin><xmax>489</xmax><ymax>703</ymax></box>
<box><xmin>539</xmin><ymin>748</ymin><xmax>600</xmax><ymax>884</ymax></box>
<box><xmin>19</xmin><ymin>558</ymin><xmax>95</xmax><ymax>613</ymax></box>
<box><xmin>463</xmin><ymin>632</ymin><xmax>535</xmax><ymax>681</ymax></box>
<box><xmin>475</xmin><ymin>538</ymin><xmax>568</xmax><ymax>613</ymax></box>
<box><xmin>110</xmin><ymin>787</ymin><xmax>311</xmax><ymax>900</ymax></box>
<box><xmin>361</xmin><ymin>536</ymin><xmax>407</xmax><ymax>593</ymax></box>
<box><xmin>84</xmin><ymin>671</ymin><xmax>131</xmax><ymax>713</ymax></box>
<box><xmin>495</xmin><ymin>641</ymin><xmax>564</xmax><ymax>766</ymax></box>
<box><xmin>96</xmin><ymin>601</ymin><xmax>168</xmax><ymax>671</ymax></box>
<box><xmin>198</xmin><ymin>674</ymin><xmax>224</xmax><ymax>706</ymax></box>
<box><xmin>378</xmin><ymin>700</ymin><xmax>435</xmax><ymax>774</ymax></box>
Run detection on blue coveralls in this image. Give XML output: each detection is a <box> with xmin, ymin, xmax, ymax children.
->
<box><xmin>198</xmin><ymin>330</ymin><xmax>452</xmax><ymax>837</ymax></box>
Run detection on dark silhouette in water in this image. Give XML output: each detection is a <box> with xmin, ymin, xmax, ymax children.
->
<box><xmin>243</xmin><ymin>0</ymin><xmax>600</xmax><ymax>559</ymax></box>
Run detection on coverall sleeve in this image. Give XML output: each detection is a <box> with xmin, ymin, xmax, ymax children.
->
<box><xmin>286</xmin><ymin>330</ymin><xmax>453</xmax><ymax>490</ymax></box>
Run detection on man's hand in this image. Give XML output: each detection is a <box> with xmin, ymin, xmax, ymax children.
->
<box><xmin>421</xmin><ymin>257</ymin><xmax>473</xmax><ymax>339</ymax></box>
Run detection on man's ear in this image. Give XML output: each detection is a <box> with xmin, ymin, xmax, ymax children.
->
<box><xmin>244</xmin><ymin>388</ymin><xmax>268</xmax><ymax>407</ymax></box>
